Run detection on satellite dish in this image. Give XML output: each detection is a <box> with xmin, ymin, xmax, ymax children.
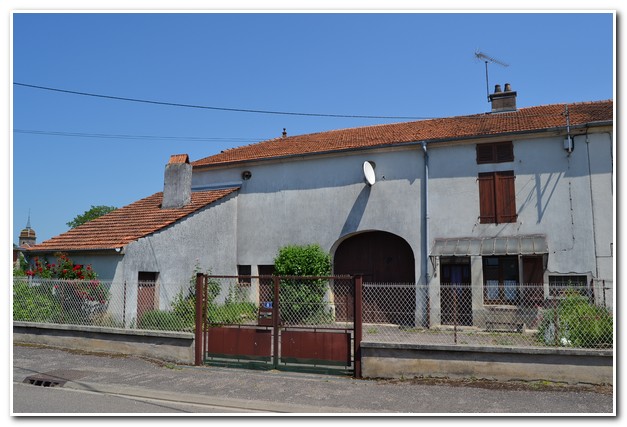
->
<box><xmin>363</xmin><ymin>161</ymin><xmax>376</xmax><ymax>186</ymax></box>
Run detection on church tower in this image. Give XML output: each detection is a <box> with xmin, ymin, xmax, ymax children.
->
<box><xmin>19</xmin><ymin>212</ymin><xmax>36</xmax><ymax>248</ymax></box>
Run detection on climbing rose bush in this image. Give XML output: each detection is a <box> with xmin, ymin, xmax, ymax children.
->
<box><xmin>24</xmin><ymin>252</ymin><xmax>108</xmax><ymax>308</ymax></box>
<box><xmin>26</xmin><ymin>252</ymin><xmax>97</xmax><ymax>280</ymax></box>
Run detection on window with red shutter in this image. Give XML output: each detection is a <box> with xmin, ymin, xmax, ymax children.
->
<box><xmin>478</xmin><ymin>171</ymin><xmax>517</xmax><ymax>224</ymax></box>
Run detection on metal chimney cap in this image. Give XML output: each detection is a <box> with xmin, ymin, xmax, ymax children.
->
<box><xmin>504</xmin><ymin>83</ymin><xmax>512</xmax><ymax>92</ymax></box>
<box><xmin>494</xmin><ymin>84</ymin><xmax>502</xmax><ymax>93</ymax></box>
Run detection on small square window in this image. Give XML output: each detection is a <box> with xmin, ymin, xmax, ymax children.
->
<box><xmin>476</xmin><ymin>142</ymin><xmax>514</xmax><ymax>164</ymax></box>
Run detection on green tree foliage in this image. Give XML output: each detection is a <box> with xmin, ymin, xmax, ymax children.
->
<box><xmin>274</xmin><ymin>244</ymin><xmax>332</xmax><ymax>324</ymax></box>
<box><xmin>66</xmin><ymin>205</ymin><xmax>117</xmax><ymax>229</ymax></box>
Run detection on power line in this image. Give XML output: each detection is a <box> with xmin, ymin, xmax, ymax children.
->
<box><xmin>13</xmin><ymin>82</ymin><xmax>431</xmax><ymax>120</ymax></box>
<box><xmin>13</xmin><ymin>128</ymin><xmax>268</xmax><ymax>143</ymax></box>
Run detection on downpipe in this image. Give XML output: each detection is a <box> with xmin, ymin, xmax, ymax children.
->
<box><xmin>419</xmin><ymin>141</ymin><xmax>430</xmax><ymax>327</ymax></box>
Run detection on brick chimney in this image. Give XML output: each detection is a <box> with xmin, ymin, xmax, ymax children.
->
<box><xmin>162</xmin><ymin>154</ymin><xmax>192</xmax><ymax>209</ymax></box>
<box><xmin>489</xmin><ymin>83</ymin><xmax>517</xmax><ymax>113</ymax></box>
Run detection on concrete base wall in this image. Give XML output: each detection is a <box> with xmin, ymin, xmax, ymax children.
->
<box><xmin>13</xmin><ymin>322</ymin><xmax>195</xmax><ymax>364</ymax></box>
<box><xmin>361</xmin><ymin>342</ymin><xmax>613</xmax><ymax>385</ymax></box>
<box><xmin>13</xmin><ymin>323</ymin><xmax>613</xmax><ymax>385</ymax></box>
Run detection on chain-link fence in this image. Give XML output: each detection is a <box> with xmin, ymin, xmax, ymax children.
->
<box><xmin>13</xmin><ymin>277</ymin><xmax>613</xmax><ymax>350</ymax></box>
<box><xmin>12</xmin><ymin>277</ymin><xmax>196</xmax><ymax>331</ymax></box>
<box><xmin>362</xmin><ymin>282</ymin><xmax>613</xmax><ymax>349</ymax></box>
<box><xmin>200</xmin><ymin>275</ymin><xmax>355</xmax><ymax>329</ymax></box>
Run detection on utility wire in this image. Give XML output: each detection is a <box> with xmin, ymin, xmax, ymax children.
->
<box><xmin>13</xmin><ymin>82</ymin><xmax>431</xmax><ymax>120</ymax></box>
<box><xmin>13</xmin><ymin>128</ymin><xmax>267</xmax><ymax>143</ymax></box>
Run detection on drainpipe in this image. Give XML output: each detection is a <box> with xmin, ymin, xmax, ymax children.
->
<box><xmin>421</xmin><ymin>142</ymin><xmax>430</xmax><ymax>283</ymax></box>
<box><xmin>420</xmin><ymin>141</ymin><xmax>430</xmax><ymax>327</ymax></box>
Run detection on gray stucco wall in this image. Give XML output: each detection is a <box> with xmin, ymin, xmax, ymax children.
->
<box><xmin>111</xmin><ymin>192</ymin><xmax>238</xmax><ymax>321</ymax></box>
<box><xmin>427</xmin><ymin>131</ymin><xmax>612</xmax><ymax>277</ymax></box>
<box><xmin>193</xmin><ymin>131</ymin><xmax>612</xmax><ymax>284</ymax></box>
<box><xmin>193</xmin><ymin>148</ymin><xmax>424</xmax><ymax>279</ymax></box>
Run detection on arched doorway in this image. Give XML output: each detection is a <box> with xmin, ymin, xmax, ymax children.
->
<box><xmin>333</xmin><ymin>231</ymin><xmax>415</xmax><ymax>324</ymax></box>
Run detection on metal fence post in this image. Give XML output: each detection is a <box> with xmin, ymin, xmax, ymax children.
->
<box><xmin>273</xmin><ymin>276</ymin><xmax>280</xmax><ymax>369</ymax></box>
<box><xmin>354</xmin><ymin>275</ymin><xmax>363</xmax><ymax>379</ymax></box>
<box><xmin>194</xmin><ymin>273</ymin><xmax>204</xmax><ymax>366</ymax></box>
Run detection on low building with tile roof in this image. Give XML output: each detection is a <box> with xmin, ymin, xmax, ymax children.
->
<box><xmin>26</xmin><ymin>84</ymin><xmax>614</xmax><ymax>328</ymax></box>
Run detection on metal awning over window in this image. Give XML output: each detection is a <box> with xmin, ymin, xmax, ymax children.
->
<box><xmin>430</xmin><ymin>235</ymin><xmax>548</xmax><ymax>257</ymax></box>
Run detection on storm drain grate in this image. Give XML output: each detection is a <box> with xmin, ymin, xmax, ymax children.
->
<box><xmin>23</xmin><ymin>375</ymin><xmax>67</xmax><ymax>388</ymax></box>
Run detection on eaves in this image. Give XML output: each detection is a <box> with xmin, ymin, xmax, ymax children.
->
<box><xmin>193</xmin><ymin>120</ymin><xmax>613</xmax><ymax>171</ymax></box>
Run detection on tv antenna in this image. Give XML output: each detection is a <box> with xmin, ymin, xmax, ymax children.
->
<box><xmin>474</xmin><ymin>50</ymin><xmax>509</xmax><ymax>102</ymax></box>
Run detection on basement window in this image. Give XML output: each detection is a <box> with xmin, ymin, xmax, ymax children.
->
<box><xmin>548</xmin><ymin>275</ymin><xmax>590</xmax><ymax>299</ymax></box>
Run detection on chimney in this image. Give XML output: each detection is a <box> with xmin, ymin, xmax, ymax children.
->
<box><xmin>489</xmin><ymin>83</ymin><xmax>517</xmax><ymax>113</ymax></box>
<box><xmin>162</xmin><ymin>154</ymin><xmax>192</xmax><ymax>209</ymax></box>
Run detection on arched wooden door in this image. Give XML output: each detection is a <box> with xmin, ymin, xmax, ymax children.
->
<box><xmin>333</xmin><ymin>231</ymin><xmax>415</xmax><ymax>324</ymax></box>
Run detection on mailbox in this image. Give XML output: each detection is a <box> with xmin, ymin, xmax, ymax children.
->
<box><xmin>258</xmin><ymin>302</ymin><xmax>273</xmax><ymax>326</ymax></box>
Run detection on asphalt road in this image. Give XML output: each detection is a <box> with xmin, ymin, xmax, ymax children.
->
<box><xmin>12</xmin><ymin>344</ymin><xmax>615</xmax><ymax>415</ymax></box>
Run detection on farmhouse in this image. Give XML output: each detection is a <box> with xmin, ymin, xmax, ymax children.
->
<box><xmin>27</xmin><ymin>84</ymin><xmax>614</xmax><ymax>328</ymax></box>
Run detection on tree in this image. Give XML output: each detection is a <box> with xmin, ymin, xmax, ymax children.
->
<box><xmin>67</xmin><ymin>205</ymin><xmax>117</xmax><ymax>229</ymax></box>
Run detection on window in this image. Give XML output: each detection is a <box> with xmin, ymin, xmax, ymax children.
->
<box><xmin>549</xmin><ymin>275</ymin><xmax>590</xmax><ymax>299</ymax></box>
<box><xmin>483</xmin><ymin>256</ymin><xmax>519</xmax><ymax>304</ymax></box>
<box><xmin>476</xmin><ymin>142</ymin><xmax>514</xmax><ymax>164</ymax></box>
<box><xmin>478</xmin><ymin>171</ymin><xmax>517</xmax><ymax>224</ymax></box>
<box><xmin>237</xmin><ymin>265</ymin><xmax>252</xmax><ymax>286</ymax></box>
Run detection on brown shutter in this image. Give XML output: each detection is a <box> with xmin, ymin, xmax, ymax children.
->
<box><xmin>495</xmin><ymin>142</ymin><xmax>514</xmax><ymax>162</ymax></box>
<box><xmin>495</xmin><ymin>171</ymin><xmax>517</xmax><ymax>223</ymax></box>
<box><xmin>476</xmin><ymin>144</ymin><xmax>494</xmax><ymax>164</ymax></box>
<box><xmin>477</xmin><ymin>142</ymin><xmax>514</xmax><ymax>164</ymax></box>
<box><xmin>478</xmin><ymin>173</ymin><xmax>496</xmax><ymax>223</ymax></box>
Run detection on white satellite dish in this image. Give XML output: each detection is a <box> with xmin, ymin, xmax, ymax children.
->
<box><xmin>363</xmin><ymin>161</ymin><xmax>376</xmax><ymax>186</ymax></box>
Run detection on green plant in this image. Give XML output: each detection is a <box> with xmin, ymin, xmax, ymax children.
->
<box><xmin>138</xmin><ymin>310</ymin><xmax>188</xmax><ymax>331</ymax></box>
<box><xmin>13</xmin><ymin>280</ymin><xmax>61</xmax><ymax>322</ymax></box>
<box><xmin>207</xmin><ymin>302</ymin><xmax>257</xmax><ymax>324</ymax></box>
<box><xmin>166</xmin><ymin>265</ymin><xmax>223</xmax><ymax>331</ymax></box>
<box><xmin>15</xmin><ymin>253</ymin><xmax>109</xmax><ymax>325</ymax></box>
<box><xmin>538</xmin><ymin>292</ymin><xmax>613</xmax><ymax>348</ymax></box>
<box><xmin>273</xmin><ymin>244</ymin><xmax>332</xmax><ymax>324</ymax></box>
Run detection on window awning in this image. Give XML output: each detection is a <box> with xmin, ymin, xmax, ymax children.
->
<box><xmin>430</xmin><ymin>235</ymin><xmax>548</xmax><ymax>257</ymax></box>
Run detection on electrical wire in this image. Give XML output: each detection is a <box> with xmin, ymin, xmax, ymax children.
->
<box><xmin>13</xmin><ymin>128</ymin><xmax>267</xmax><ymax>143</ymax></box>
<box><xmin>13</xmin><ymin>82</ymin><xmax>431</xmax><ymax>120</ymax></box>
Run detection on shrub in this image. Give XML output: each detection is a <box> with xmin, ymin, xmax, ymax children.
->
<box><xmin>13</xmin><ymin>280</ymin><xmax>60</xmax><ymax>322</ymax></box>
<box><xmin>538</xmin><ymin>292</ymin><xmax>613</xmax><ymax>348</ymax></box>
<box><xmin>274</xmin><ymin>244</ymin><xmax>332</xmax><ymax>324</ymax></box>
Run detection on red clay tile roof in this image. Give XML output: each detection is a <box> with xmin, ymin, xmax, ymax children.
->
<box><xmin>168</xmin><ymin>154</ymin><xmax>189</xmax><ymax>164</ymax></box>
<box><xmin>192</xmin><ymin>100</ymin><xmax>613</xmax><ymax>168</ymax></box>
<box><xmin>28</xmin><ymin>188</ymin><xmax>238</xmax><ymax>252</ymax></box>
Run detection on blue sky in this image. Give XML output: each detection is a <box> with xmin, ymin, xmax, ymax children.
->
<box><xmin>11</xmin><ymin>11</ymin><xmax>615</xmax><ymax>245</ymax></box>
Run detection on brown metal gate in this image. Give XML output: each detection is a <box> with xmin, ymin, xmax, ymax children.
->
<box><xmin>194</xmin><ymin>275</ymin><xmax>363</xmax><ymax>377</ymax></box>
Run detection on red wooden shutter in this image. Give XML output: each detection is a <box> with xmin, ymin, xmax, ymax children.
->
<box><xmin>478</xmin><ymin>173</ymin><xmax>496</xmax><ymax>223</ymax></box>
<box><xmin>495</xmin><ymin>171</ymin><xmax>517</xmax><ymax>223</ymax></box>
